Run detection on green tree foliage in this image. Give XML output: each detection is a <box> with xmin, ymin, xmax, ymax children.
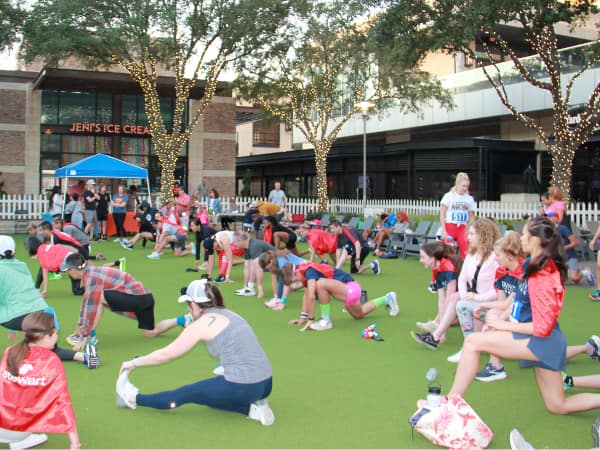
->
<box><xmin>0</xmin><ymin>0</ymin><xmax>25</xmax><ymax>52</ymax></box>
<box><xmin>235</xmin><ymin>0</ymin><xmax>452</xmax><ymax>211</ymax></box>
<box><xmin>374</xmin><ymin>0</ymin><xmax>600</xmax><ymax>202</ymax></box>
<box><xmin>21</xmin><ymin>0</ymin><xmax>293</xmax><ymax>203</ymax></box>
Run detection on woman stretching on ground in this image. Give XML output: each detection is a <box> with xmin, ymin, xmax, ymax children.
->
<box><xmin>116</xmin><ymin>280</ymin><xmax>275</xmax><ymax>425</ymax></box>
<box><xmin>445</xmin><ymin>216</ymin><xmax>600</xmax><ymax>415</ymax></box>
<box><xmin>284</xmin><ymin>262</ymin><xmax>399</xmax><ymax>331</ymax></box>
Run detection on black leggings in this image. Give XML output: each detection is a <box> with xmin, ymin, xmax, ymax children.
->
<box><xmin>113</xmin><ymin>212</ymin><xmax>126</xmax><ymax>237</ymax></box>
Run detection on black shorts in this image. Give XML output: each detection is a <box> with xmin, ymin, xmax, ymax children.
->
<box><xmin>104</xmin><ymin>290</ymin><xmax>155</xmax><ymax>330</ymax></box>
<box><xmin>139</xmin><ymin>222</ymin><xmax>157</xmax><ymax>238</ymax></box>
<box><xmin>284</xmin><ymin>232</ymin><xmax>297</xmax><ymax>250</ymax></box>
<box><xmin>97</xmin><ymin>209</ymin><xmax>109</xmax><ymax>221</ymax></box>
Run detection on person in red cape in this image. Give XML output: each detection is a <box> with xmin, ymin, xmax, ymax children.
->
<box><xmin>446</xmin><ymin>216</ymin><xmax>600</xmax><ymax>414</ymax></box>
<box><xmin>0</xmin><ymin>311</ymin><xmax>80</xmax><ymax>449</ymax></box>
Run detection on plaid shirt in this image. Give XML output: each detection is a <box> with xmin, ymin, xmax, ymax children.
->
<box><xmin>78</xmin><ymin>265</ymin><xmax>149</xmax><ymax>338</ymax></box>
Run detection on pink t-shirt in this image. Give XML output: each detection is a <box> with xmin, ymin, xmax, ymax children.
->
<box><xmin>545</xmin><ymin>201</ymin><xmax>565</xmax><ymax>217</ymax></box>
<box><xmin>175</xmin><ymin>192</ymin><xmax>190</xmax><ymax>214</ymax></box>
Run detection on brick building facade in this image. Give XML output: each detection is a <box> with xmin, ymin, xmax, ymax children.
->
<box><xmin>0</xmin><ymin>68</ymin><xmax>236</xmax><ymax>198</ymax></box>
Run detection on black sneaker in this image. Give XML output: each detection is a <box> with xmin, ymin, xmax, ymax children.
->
<box><xmin>475</xmin><ymin>363</ymin><xmax>507</xmax><ymax>382</ymax></box>
<box><xmin>215</xmin><ymin>275</ymin><xmax>226</xmax><ymax>283</ymax></box>
<box><xmin>410</xmin><ymin>331</ymin><xmax>439</xmax><ymax>350</ymax></box>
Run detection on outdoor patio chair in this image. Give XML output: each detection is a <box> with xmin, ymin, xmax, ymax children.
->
<box><xmin>572</xmin><ymin>223</ymin><xmax>594</xmax><ymax>260</ymax></box>
<box><xmin>347</xmin><ymin>217</ymin><xmax>360</xmax><ymax>228</ymax></box>
<box><xmin>13</xmin><ymin>209</ymin><xmax>29</xmax><ymax>233</ymax></box>
<box><xmin>320</xmin><ymin>214</ymin><xmax>331</xmax><ymax>229</ymax></box>
<box><xmin>423</xmin><ymin>221</ymin><xmax>442</xmax><ymax>243</ymax></box>
<box><xmin>402</xmin><ymin>220</ymin><xmax>432</xmax><ymax>258</ymax></box>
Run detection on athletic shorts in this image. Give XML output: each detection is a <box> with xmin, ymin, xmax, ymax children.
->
<box><xmin>104</xmin><ymin>290</ymin><xmax>155</xmax><ymax>330</ymax></box>
<box><xmin>139</xmin><ymin>222</ymin><xmax>157</xmax><ymax>237</ymax></box>
<box><xmin>173</xmin><ymin>233</ymin><xmax>187</xmax><ymax>249</ymax></box>
<box><xmin>284</xmin><ymin>232</ymin><xmax>297</xmax><ymax>250</ymax></box>
<box><xmin>96</xmin><ymin>209</ymin><xmax>108</xmax><ymax>221</ymax></box>
<box><xmin>567</xmin><ymin>257</ymin><xmax>580</xmax><ymax>272</ymax></box>
<box><xmin>84</xmin><ymin>210</ymin><xmax>97</xmax><ymax>224</ymax></box>
<box><xmin>344</xmin><ymin>281</ymin><xmax>362</xmax><ymax>307</ymax></box>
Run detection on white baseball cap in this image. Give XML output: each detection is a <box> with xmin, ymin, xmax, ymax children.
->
<box><xmin>0</xmin><ymin>235</ymin><xmax>15</xmax><ymax>258</ymax></box>
<box><xmin>86</xmin><ymin>179</ymin><xmax>96</xmax><ymax>185</ymax></box>
<box><xmin>178</xmin><ymin>279</ymin><xmax>211</xmax><ymax>304</ymax></box>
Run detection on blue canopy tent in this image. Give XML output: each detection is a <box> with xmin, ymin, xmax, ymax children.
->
<box><xmin>54</xmin><ymin>154</ymin><xmax>151</xmax><ymax>216</ymax></box>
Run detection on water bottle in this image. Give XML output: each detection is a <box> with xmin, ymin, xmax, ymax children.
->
<box><xmin>425</xmin><ymin>368</ymin><xmax>442</xmax><ymax>408</ymax></box>
<box><xmin>427</xmin><ymin>384</ymin><xmax>442</xmax><ymax>408</ymax></box>
<box><xmin>425</xmin><ymin>367</ymin><xmax>437</xmax><ymax>382</ymax></box>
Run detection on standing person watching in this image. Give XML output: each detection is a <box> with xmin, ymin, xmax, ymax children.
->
<box><xmin>116</xmin><ymin>279</ymin><xmax>275</xmax><ymax>426</ymax></box>
<box><xmin>96</xmin><ymin>185</ymin><xmax>111</xmax><ymax>241</ymax></box>
<box><xmin>440</xmin><ymin>172</ymin><xmax>476</xmax><ymax>258</ymax></box>
<box><xmin>0</xmin><ymin>311</ymin><xmax>81</xmax><ymax>450</ymax></box>
<box><xmin>82</xmin><ymin>179</ymin><xmax>100</xmax><ymax>241</ymax></box>
<box><xmin>268</xmin><ymin>182</ymin><xmax>287</xmax><ymax>220</ymax></box>
<box><xmin>112</xmin><ymin>185</ymin><xmax>128</xmax><ymax>241</ymax></box>
<box><xmin>47</xmin><ymin>186</ymin><xmax>63</xmax><ymax>217</ymax></box>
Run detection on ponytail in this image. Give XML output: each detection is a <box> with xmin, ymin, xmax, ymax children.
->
<box><xmin>7</xmin><ymin>311</ymin><xmax>55</xmax><ymax>376</ymax></box>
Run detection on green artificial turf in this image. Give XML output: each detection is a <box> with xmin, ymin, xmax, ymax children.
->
<box><xmin>2</xmin><ymin>235</ymin><xmax>600</xmax><ymax>448</ymax></box>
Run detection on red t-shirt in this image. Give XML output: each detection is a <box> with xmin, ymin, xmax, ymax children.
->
<box><xmin>37</xmin><ymin>244</ymin><xmax>72</xmax><ymax>272</ymax></box>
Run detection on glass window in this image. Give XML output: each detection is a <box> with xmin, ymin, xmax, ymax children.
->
<box><xmin>121</xmin><ymin>95</ymin><xmax>138</xmax><ymax>125</ymax></box>
<box><xmin>40</xmin><ymin>134</ymin><xmax>61</xmax><ymax>154</ymax></box>
<box><xmin>62</xmin><ymin>135</ymin><xmax>96</xmax><ymax>155</ymax></box>
<box><xmin>97</xmin><ymin>93</ymin><xmax>113</xmax><ymax>123</ymax></box>
<box><xmin>253</xmin><ymin>120</ymin><xmax>280</xmax><ymax>147</ymax></box>
<box><xmin>59</xmin><ymin>92</ymin><xmax>97</xmax><ymax>125</ymax></box>
<box><xmin>122</xmin><ymin>137</ymin><xmax>151</xmax><ymax>167</ymax></box>
<box><xmin>41</xmin><ymin>91</ymin><xmax>58</xmax><ymax>125</ymax></box>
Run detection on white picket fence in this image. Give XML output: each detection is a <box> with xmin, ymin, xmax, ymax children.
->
<box><xmin>2</xmin><ymin>194</ymin><xmax>600</xmax><ymax>230</ymax></box>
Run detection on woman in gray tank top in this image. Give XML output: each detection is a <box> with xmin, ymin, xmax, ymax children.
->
<box><xmin>115</xmin><ymin>279</ymin><xmax>274</xmax><ymax>426</ymax></box>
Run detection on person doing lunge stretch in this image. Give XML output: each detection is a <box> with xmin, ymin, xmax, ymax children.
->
<box><xmin>284</xmin><ymin>262</ymin><xmax>399</xmax><ymax>332</ymax></box>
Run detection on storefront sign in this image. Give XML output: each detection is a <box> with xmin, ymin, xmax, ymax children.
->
<box><xmin>69</xmin><ymin>122</ymin><xmax>151</xmax><ymax>135</ymax></box>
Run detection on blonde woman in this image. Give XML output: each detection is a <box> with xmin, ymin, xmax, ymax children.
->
<box><xmin>439</xmin><ymin>172</ymin><xmax>476</xmax><ymax>258</ymax></box>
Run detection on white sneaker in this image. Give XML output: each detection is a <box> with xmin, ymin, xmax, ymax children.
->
<box><xmin>147</xmin><ymin>252</ymin><xmax>160</xmax><ymax>260</ymax></box>
<box><xmin>235</xmin><ymin>287</ymin><xmax>256</xmax><ymax>296</ymax></box>
<box><xmin>248</xmin><ymin>398</ymin><xmax>275</xmax><ymax>426</ymax></box>
<box><xmin>116</xmin><ymin>371</ymin><xmax>139</xmax><ymax>409</ymax></box>
<box><xmin>213</xmin><ymin>364</ymin><xmax>225</xmax><ymax>376</ymax></box>
<box><xmin>120</xmin><ymin>239</ymin><xmax>133</xmax><ymax>250</ymax></box>
<box><xmin>309</xmin><ymin>317</ymin><xmax>333</xmax><ymax>331</ymax></box>
<box><xmin>386</xmin><ymin>291</ymin><xmax>399</xmax><ymax>317</ymax></box>
<box><xmin>447</xmin><ymin>348</ymin><xmax>463</xmax><ymax>363</ymax></box>
<box><xmin>9</xmin><ymin>434</ymin><xmax>48</xmax><ymax>450</ymax></box>
<box><xmin>198</xmin><ymin>262</ymin><xmax>208</xmax><ymax>270</ymax></box>
<box><xmin>416</xmin><ymin>319</ymin><xmax>439</xmax><ymax>333</ymax></box>
<box><xmin>509</xmin><ymin>428</ymin><xmax>534</xmax><ymax>449</ymax></box>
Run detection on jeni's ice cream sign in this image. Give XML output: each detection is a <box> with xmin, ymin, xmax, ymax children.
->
<box><xmin>69</xmin><ymin>122</ymin><xmax>151</xmax><ymax>135</ymax></box>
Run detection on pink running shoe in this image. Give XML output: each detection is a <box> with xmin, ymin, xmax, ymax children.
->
<box><xmin>264</xmin><ymin>298</ymin><xmax>284</xmax><ymax>310</ymax></box>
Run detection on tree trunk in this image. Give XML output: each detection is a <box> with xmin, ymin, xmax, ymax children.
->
<box><xmin>314</xmin><ymin>145</ymin><xmax>329</xmax><ymax>212</ymax></box>
<box><xmin>548</xmin><ymin>144</ymin><xmax>574</xmax><ymax>204</ymax></box>
<box><xmin>155</xmin><ymin>139</ymin><xmax>181</xmax><ymax>205</ymax></box>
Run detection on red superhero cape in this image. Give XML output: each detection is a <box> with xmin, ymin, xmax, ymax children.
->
<box><xmin>0</xmin><ymin>346</ymin><xmax>77</xmax><ymax>433</ymax></box>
